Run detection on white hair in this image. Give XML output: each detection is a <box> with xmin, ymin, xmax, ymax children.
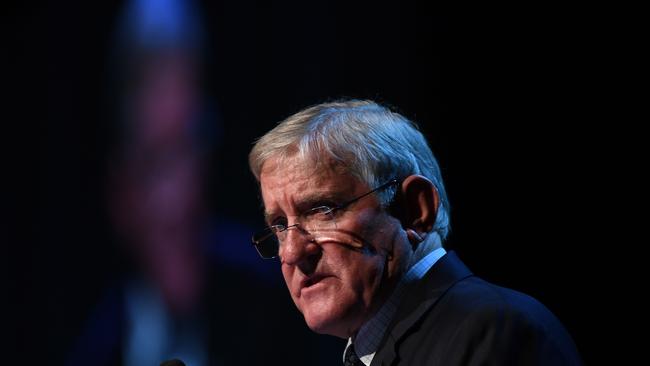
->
<box><xmin>249</xmin><ymin>99</ymin><xmax>450</xmax><ymax>241</ymax></box>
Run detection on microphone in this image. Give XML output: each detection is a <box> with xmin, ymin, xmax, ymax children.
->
<box><xmin>160</xmin><ymin>359</ymin><xmax>186</xmax><ymax>366</ymax></box>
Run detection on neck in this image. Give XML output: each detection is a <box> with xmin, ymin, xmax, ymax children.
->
<box><xmin>408</xmin><ymin>232</ymin><xmax>442</xmax><ymax>269</ymax></box>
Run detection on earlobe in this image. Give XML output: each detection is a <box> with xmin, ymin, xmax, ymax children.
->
<box><xmin>406</xmin><ymin>228</ymin><xmax>424</xmax><ymax>245</ymax></box>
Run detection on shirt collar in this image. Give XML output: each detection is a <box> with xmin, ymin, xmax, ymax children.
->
<box><xmin>343</xmin><ymin>247</ymin><xmax>447</xmax><ymax>365</ymax></box>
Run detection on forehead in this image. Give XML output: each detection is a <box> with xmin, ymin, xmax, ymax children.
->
<box><xmin>259</xmin><ymin>156</ymin><xmax>360</xmax><ymax>204</ymax></box>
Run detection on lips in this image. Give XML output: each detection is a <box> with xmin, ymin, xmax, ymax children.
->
<box><xmin>300</xmin><ymin>273</ymin><xmax>331</xmax><ymax>290</ymax></box>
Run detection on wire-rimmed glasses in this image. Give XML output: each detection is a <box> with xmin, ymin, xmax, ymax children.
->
<box><xmin>251</xmin><ymin>179</ymin><xmax>399</xmax><ymax>259</ymax></box>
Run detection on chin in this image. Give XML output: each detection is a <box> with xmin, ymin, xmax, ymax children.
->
<box><xmin>304</xmin><ymin>314</ymin><xmax>345</xmax><ymax>338</ymax></box>
<box><xmin>301</xmin><ymin>302</ymin><xmax>357</xmax><ymax>338</ymax></box>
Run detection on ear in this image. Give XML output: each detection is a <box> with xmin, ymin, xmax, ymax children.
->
<box><xmin>397</xmin><ymin>175</ymin><xmax>439</xmax><ymax>244</ymax></box>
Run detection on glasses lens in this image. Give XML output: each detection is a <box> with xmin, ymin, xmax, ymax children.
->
<box><xmin>252</xmin><ymin>227</ymin><xmax>279</xmax><ymax>259</ymax></box>
<box><xmin>301</xmin><ymin>207</ymin><xmax>337</xmax><ymax>235</ymax></box>
<box><xmin>255</xmin><ymin>238</ymin><xmax>279</xmax><ymax>259</ymax></box>
<box><xmin>252</xmin><ymin>209</ymin><xmax>337</xmax><ymax>259</ymax></box>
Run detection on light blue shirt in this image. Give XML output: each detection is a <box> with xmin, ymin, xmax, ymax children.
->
<box><xmin>343</xmin><ymin>247</ymin><xmax>447</xmax><ymax>365</ymax></box>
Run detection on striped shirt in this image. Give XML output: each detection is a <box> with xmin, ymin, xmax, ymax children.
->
<box><xmin>343</xmin><ymin>247</ymin><xmax>447</xmax><ymax>365</ymax></box>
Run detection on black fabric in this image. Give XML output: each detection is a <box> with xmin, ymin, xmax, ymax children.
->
<box><xmin>370</xmin><ymin>251</ymin><xmax>582</xmax><ymax>366</ymax></box>
<box><xmin>344</xmin><ymin>344</ymin><xmax>365</xmax><ymax>366</ymax></box>
<box><xmin>160</xmin><ymin>359</ymin><xmax>186</xmax><ymax>366</ymax></box>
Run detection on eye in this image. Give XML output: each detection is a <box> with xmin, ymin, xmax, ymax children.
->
<box><xmin>304</xmin><ymin>205</ymin><xmax>336</xmax><ymax>220</ymax></box>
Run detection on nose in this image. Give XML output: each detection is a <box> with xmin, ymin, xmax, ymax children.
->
<box><xmin>279</xmin><ymin>224</ymin><xmax>321</xmax><ymax>266</ymax></box>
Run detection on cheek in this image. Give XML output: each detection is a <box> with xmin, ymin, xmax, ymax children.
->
<box><xmin>282</xmin><ymin>266</ymin><xmax>313</xmax><ymax>315</ymax></box>
<box><xmin>332</xmin><ymin>251</ymin><xmax>386</xmax><ymax>305</ymax></box>
<box><xmin>281</xmin><ymin>265</ymin><xmax>298</xmax><ymax>299</ymax></box>
<box><xmin>353</xmin><ymin>211</ymin><xmax>400</xmax><ymax>256</ymax></box>
<box><xmin>338</xmin><ymin>222</ymin><xmax>405</xmax><ymax>306</ymax></box>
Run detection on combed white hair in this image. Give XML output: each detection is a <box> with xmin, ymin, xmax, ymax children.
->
<box><xmin>249</xmin><ymin>99</ymin><xmax>450</xmax><ymax>241</ymax></box>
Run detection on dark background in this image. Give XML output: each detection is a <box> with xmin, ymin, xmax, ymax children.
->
<box><xmin>6</xmin><ymin>0</ymin><xmax>616</xmax><ymax>364</ymax></box>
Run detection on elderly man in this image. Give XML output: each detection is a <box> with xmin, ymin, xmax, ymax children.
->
<box><xmin>248</xmin><ymin>100</ymin><xmax>581</xmax><ymax>365</ymax></box>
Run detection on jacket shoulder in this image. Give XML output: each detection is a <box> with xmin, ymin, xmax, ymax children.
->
<box><xmin>401</xmin><ymin>276</ymin><xmax>582</xmax><ymax>365</ymax></box>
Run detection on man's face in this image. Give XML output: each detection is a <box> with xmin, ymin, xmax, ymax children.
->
<box><xmin>259</xmin><ymin>157</ymin><xmax>412</xmax><ymax>338</ymax></box>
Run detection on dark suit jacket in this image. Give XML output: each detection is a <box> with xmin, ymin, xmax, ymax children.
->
<box><xmin>371</xmin><ymin>252</ymin><xmax>582</xmax><ymax>366</ymax></box>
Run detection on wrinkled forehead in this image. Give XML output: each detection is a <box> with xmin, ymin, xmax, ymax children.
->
<box><xmin>258</xmin><ymin>153</ymin><xmax>367</xmax><ymax>211</ymax></box>
<box><xmin>260</xmin><ymin>151</ymin><xmax>348</xmax><ymax>183</ymax></box>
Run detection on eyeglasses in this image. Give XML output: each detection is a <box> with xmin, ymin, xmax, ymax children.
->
<box><xmin>251</xmin><ymin>178</ymin><xmax>399</xmax><ymax>259</ymax></box>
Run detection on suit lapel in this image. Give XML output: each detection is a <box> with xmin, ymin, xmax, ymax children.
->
<box><xmin>370</xmin><ymin>251</ymin><xmax>473</xmax><ymax>366</ymax></box>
